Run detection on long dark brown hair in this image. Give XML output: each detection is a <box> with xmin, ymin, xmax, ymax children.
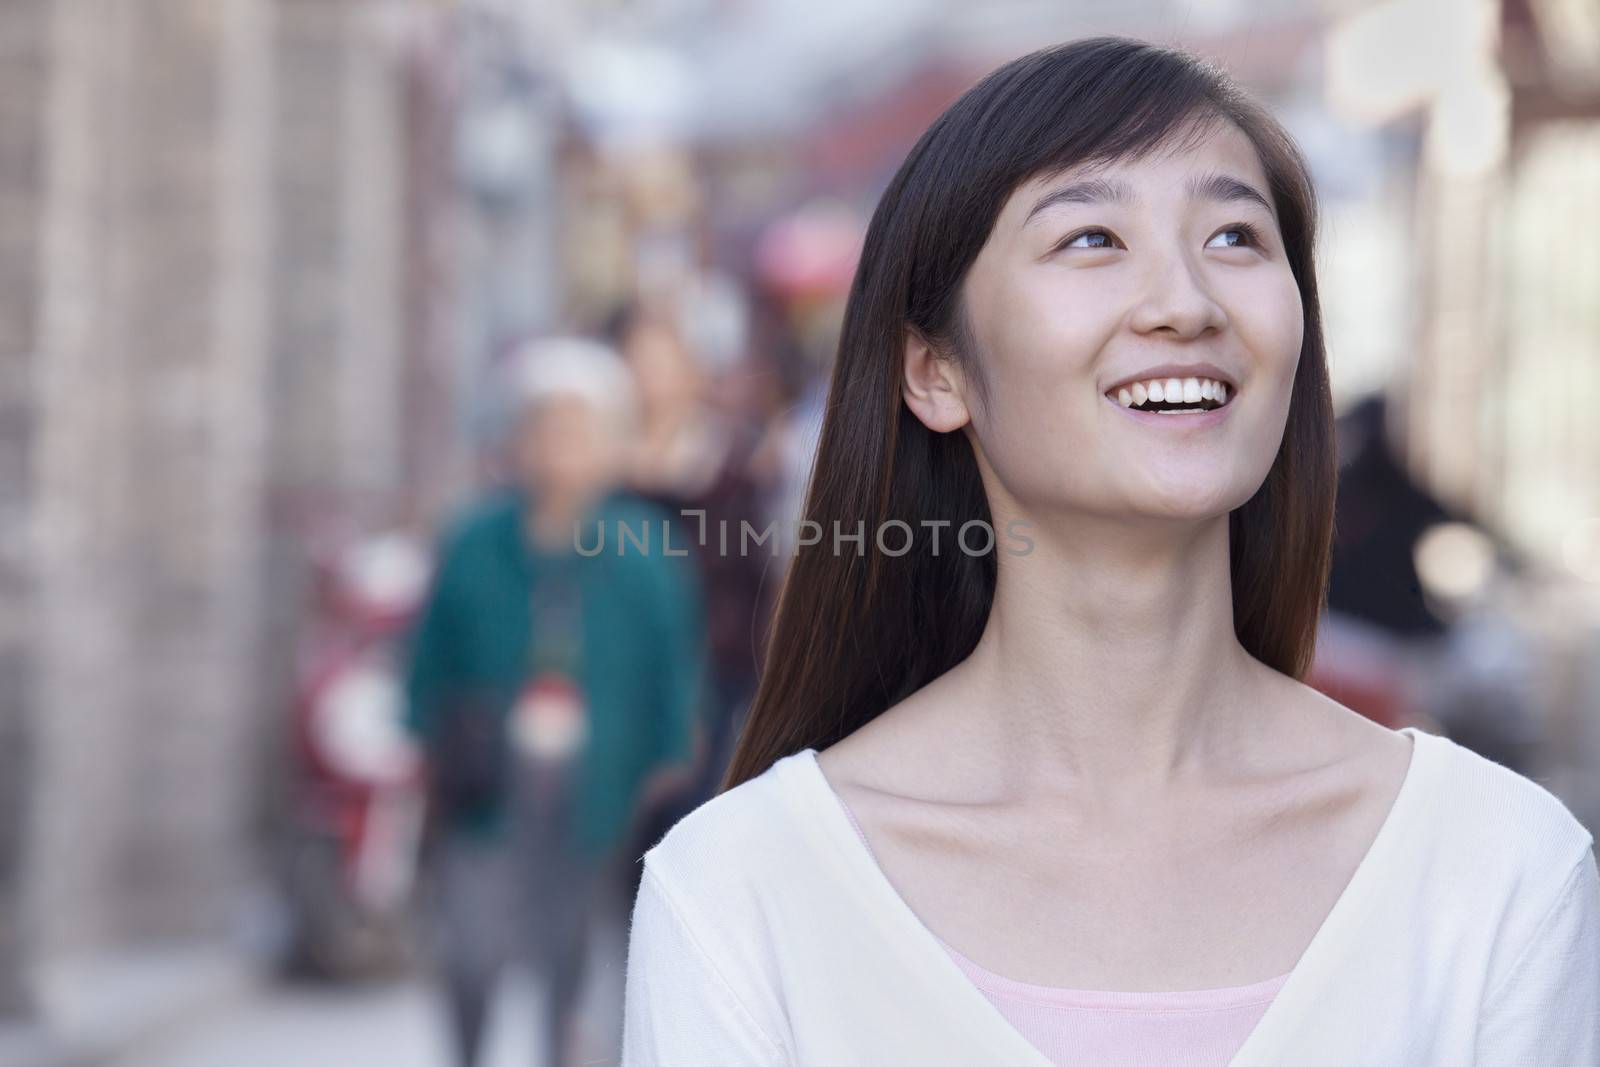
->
<box><xmin>721</xmin><ymin>36</ymin><xmax>1335</xmax><ymax>792</ymax></box>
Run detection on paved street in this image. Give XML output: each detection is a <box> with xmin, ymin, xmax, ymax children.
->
<box><xmin>109</xmin><ymin>914</ymin><xmax>628</xmax><ymax>1067</ymax></box>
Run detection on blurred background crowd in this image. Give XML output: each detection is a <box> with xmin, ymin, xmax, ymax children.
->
<box><xmin>0</xmin><ymin>0</ymin><xmax>1597</xmax><ymax>1065</ymax></box>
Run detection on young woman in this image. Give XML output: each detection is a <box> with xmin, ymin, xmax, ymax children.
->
<box><xmin>620</xmin><ymin>37</ymin><xmax>1600</xmax><ymax>1066</ymax></box>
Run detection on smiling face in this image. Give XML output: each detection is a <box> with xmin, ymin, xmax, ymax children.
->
<box><xmin>911</xmin><ymin>117</ymin><xmax>1304</xmax><ymax>526</ymax></box>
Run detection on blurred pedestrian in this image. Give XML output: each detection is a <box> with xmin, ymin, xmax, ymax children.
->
<box><xmin>403</xmin><ymin>336</ymin><xmax>705</xmax><ymax>1067</ymax></box>
<box><xmin>604</xmin><ymin>303</ymin><xmax>776</xmax><ymax>900</ymax></box>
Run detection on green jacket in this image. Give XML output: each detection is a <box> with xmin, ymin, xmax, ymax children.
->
<box><xmin>402</xmin><ymin>485</ymin><xmax>705</xmax><ymax>860</ymax></box>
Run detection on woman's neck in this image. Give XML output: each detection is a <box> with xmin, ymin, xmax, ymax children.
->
<box><xmin>948</xmin><ymin>510</ymin><xmax>1264</xmax><ymax>799</ymax></box>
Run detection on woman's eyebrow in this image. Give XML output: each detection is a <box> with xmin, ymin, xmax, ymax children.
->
<box><xmin>1189</xmin><ymin>172</ymin><xmax>1274</xmax><ymax>216</ymax></box>
<box><xmin>1023</xmin><ymin>171</ymin><xmax>1274</xmax><ymax>227</ymax></box>
<box><xmin>1023</xmin><ymin>177</ymin><xmax>1132</xmax><ymax>224</ymax></box>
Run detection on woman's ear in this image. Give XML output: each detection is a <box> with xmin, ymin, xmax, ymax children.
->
<box><xmin>901</xmin><ymin>327</ymin><xmax>972</xmax><ymax>433</ymax></box>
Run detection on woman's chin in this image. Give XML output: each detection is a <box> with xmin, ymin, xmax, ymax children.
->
<box><xmin>1115</xmin><ymin>482</ymin><xmax>1242</xmax><ymax>522</ymax></box>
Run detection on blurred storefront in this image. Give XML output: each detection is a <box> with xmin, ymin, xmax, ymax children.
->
<box><xmin>1325</xmin><ymin>0</ymin><xmax>1600</xmax><ymax>821</ymax></box>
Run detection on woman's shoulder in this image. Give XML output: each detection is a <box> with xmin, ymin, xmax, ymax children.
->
<box><xmin>640</xmin><ymin>747</ymin><xmax>822</xmax><ymax>898</ymax></box>
<box><xmin>628</xmin><ymin>751</ymin><xmax>817</xmax><ymax>1058</ymax></box>
<box><xmin>1404</xmin><ymin>726</ymin><xmax>1594</xmax><ymax>883</ymax></box>
<box><xmin>1271</xmin><ymin>675</ymin><xmax>1592</xmax><ymax>882</ymax></box>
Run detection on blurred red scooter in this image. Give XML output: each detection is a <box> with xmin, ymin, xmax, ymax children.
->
<box><xmin>281</xmin><ymin>530</ymin><xmax>431</xmax><ymax>980</ymax></box>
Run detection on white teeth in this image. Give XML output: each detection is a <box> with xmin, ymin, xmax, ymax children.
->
<box><xmin>1106</xmin><ymin>375</ymin><xmax>1234</xmax><ymax>409</ymax></box>
<box><xmin>1108</xmin><ymin>375</ymin><xmax>1233</xmax><ymax>407</ymax></box>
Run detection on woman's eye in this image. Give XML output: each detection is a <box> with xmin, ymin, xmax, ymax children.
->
<box><xmin>1207</xmin><ymin>223</ymin><xmax>1263</xmax><ymax>250</ymax></box>
<box><xmin>1057</xmin><ymin>223</ymin><xmax>1264</xmax><ymax>254</ymax></box>
<box><xmin>1060</xmin><ymin>229</ymin><xmax>1118</xmax><ymax>250</ymax></box>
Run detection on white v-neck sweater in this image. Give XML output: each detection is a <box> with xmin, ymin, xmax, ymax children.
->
<box><xmin>621</xmin><ymin>727</ymin><xmax>1600</xmax><ymax>1065</ymax></box>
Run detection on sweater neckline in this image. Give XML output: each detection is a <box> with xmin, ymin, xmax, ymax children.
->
<box><xmin>819</xmin><ymin>764</ymin><xmax>1298</xmax><ymax>1004</ymax></box>
<box><xmin>938</xmin><ymin>931</ymin><xmax>1292</xmax><ymax>1012</ymax></box>
<box><xmin>786</xmin><ymin>725</ymin><xmax>1429</xmax><ymax>1065</ymax></box>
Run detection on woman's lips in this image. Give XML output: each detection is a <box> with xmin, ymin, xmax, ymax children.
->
<box><xmin>1102</xmin><ymin>389</ymin><xmax>1236</xmax><ymax>428</ymax></box>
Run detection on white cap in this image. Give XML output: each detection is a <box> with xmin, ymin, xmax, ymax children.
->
<box><xmin>500</xmin><ymin>335</ymin><xmax>639</xmax><ymax>434</ymax></box>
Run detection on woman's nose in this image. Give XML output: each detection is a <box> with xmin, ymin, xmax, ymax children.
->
<box><xmin>1126</xmin><ymin>250</ymin><xmax>1228</xmax><ymax>340</ymax></box>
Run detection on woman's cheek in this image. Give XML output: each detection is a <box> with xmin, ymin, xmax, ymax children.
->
<box><xmin>977</xmin><ymin>374</ymin><xmax>1096</xmax><ymax>505</ymax></box>
<box><xmin>1260</xmin><ymin>270</ymin><xmax>1305</xmax><ymax>375</ymax></box>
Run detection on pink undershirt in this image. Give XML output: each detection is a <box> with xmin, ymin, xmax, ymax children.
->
<box><xmin>827</xmin><ymin>787</ymin><xmax>1289</xmax><ymax>1066</ymax></box>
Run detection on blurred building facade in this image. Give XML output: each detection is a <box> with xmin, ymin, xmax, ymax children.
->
<box><xmin>0</xmin><ymin>0</ymin><xmax>47</xmax><ymax>1019</ymax></box>
<box><xmin>0</xmin><ymin>0</ymin><xmax>469</xmax><ymax>1023</ymax></box>
<box><xmin>1326</xmin><ymin>0</ymin><xmax>1600</xmax><ymax>817</ymax></box>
